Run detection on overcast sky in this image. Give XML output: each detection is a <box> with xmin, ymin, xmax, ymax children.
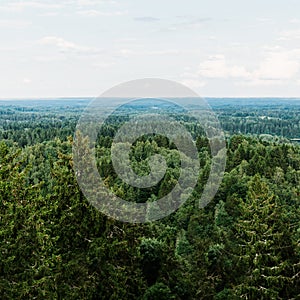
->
<box><xmin>1</xmin><ymin>0</ymin><xmax>300</xmax><ymax>98</ymax></box>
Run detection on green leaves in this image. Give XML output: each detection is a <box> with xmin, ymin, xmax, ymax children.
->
<box><xmin>0</xmin><ymin>126</ymin><xmax>299</xmax><ymax>299</ymax></box>
<box><xmin>229</xmin><ymin>175</ymin><xmax>299</xmax><ymax>299</ymax></box>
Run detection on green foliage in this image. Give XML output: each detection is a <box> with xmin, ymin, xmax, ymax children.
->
<box><xmin>0</xmin><ymin>98</ymin><xmax>299</xmax><ymax>299</ymax></box>
<box><xmin>142</xmin><ymin>282</ymin><xmax>175</xmax><ymax>300</ymax></box>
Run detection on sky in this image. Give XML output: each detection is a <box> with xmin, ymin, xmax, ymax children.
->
<box><xmin>0</xmin><ymin>0</ymin><xmax>300</xmax><ymax>98</ymax></box>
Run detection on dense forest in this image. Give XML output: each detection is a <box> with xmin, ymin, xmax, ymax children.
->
<box><xmin>0</xmin><ymin>98</ymin><xmax>299</xmax><ymax>299</ymax></box>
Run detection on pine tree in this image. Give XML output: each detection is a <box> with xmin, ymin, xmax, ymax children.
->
<box><xmin>231</xmin><ymin>175</ymin><xmax>299</xmax><ymax>299</ymax></box>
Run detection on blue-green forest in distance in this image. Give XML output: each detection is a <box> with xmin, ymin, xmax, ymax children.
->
<box><xmin>0</xmin><ymin>98</ymin><xmax>299</xmax><ymax>143</ymax></box>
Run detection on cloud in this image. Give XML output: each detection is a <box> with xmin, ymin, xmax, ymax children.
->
<box><xmin>23</xmin><ymin>78</ymin><xmax>32</xmax><ymax>84</ymax></box>
<box><xmin>38</xmin><ymin>12</ymin><xmax>61</xmax><ymax>17</ymax></box>
<box><xmin>180</xmin><ymin>79</ymin><xmax>206</xmax><ymax>89</ymax></box>
<box><xmin>0</xmin><ymin>0</ymin><xmax>116</xmax><ymax>13</ymax></box>
<box><xmin>35</xmin><ymin>55</ymin><xmax>65</xmax><ymax>62</ymax></box>
<box><xmin>176</xmin><ymin>15</ymin><xmax>212</xmax><ymax>22</ymax></box>
<box><xmin>197</xmin><ymin>55</ymin><xmax>251</xmax><ymax>79</ymax></box>
<box><xmin>38</xmin><ymin>36</ymin><xmax>101</xmax><ymax>55</ymax></box>
<box><xmin>0</xmin><ymin>46</ymin><xmax>19</xmax><ymax>52</ymax></box>
<box><xmin>236</xmin><ymin>79</ymin><xmax>286</xmax><ymax>87</ymax></box>
<box><xmin>116</xmin><ymin>48</ymin><xmax>180</xmax><ymax>57</ymax></box>
<box><xmin>115</xmin><ymin>38</ymin><xmax>137</xmax><ymax>43</ymax></box>
<box><xmin>0</xmin><ymin>1</ymin><xmax>63</xmax><ymax>12</ymax></box>
<box><xmin>253</xmin><ymin>51</ymin><xmax>300</xmax><ymax>80</ymax></box>
<box><xmin>0</xmin><ymin>19</ymin><xmax>31</xmax><ymax>28</ymax></box>
<box><xmin>75</xmin><ymin>0</ymin><xmax>104</xmax><ymax>5</ymax></box>
<box><xmin>75</xmin><ymin>0</ymin><xmax>116</xmax><ymax>6</ymax></box>
<box><xmin>144</xmin><ymin>50</ymin><xmax>180</xmax><ymax>55</ymax></box>
<box><xmin>193</xmin><ymin>49</ymin><xmax>300</xmax><ymax>86</ymax></box>
<box><xmin>134</xmin><ymin>17</ymin><xmax>160</xmax><ymax>22</ymax></box>
<box><xmin>158</xmin><ymin>16</ymin><xmax>212</xmax><ymax>32</ymax></box>
<box><xmin>256</xmin><ymin>17</ymin><xmax>272</xmax><ymax>23</ymax></box>
<box><xmin>278</xmin><ymin>29</ymin><xmax>300</xmax><ymax>41</ymax></box>
<box><xmin>76</xmin><ymin>9</ymin><xmax>127</xmax><ymax>17</ymax></box>
<box><xmin>289</xmin><ymin>18</ymin><xmax>300</xmax><ymax>24</ymax></box>
<box><xmin>93</xmin><ymin>61</ymin><xmax>116</xmax><ymax>68</ymax></box>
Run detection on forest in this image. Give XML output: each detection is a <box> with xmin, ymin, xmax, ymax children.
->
<box><xmin>0</xmin><ymin>98</ymin><xmax>299</xmax><ymax>299</ymax></box>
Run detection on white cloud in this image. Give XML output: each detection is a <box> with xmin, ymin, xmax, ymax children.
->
<box><xmin>0</xmin><ymin>46</ymin><xmax>19</xmax><ymax>52</ymax></box>
<box><xmin>76</xmin><ymin>9</ymin><xmax>127</xmax><ymax>17</ymax></box>
<box><xmin>180</xmin><ymin>79</ymin><xmax>206</xmax><ymax>89</ymax></box>
<box><xmin>256</xmin><ymin>17</ymin><xmax>272</xmax><ymax>23</ymax></box>
<box><xmin>289</xmin><ymin>18</ymin><xmax>300</xmax><ymax>24</ymax></box>
<box><xmin>159</xmin><ymin>17</ymin><xmax>212</xmax><ymax>32</ymax></box>
<box><xmin>115</xmin><ymin>38</ymin><xmax>138</xmax><ymax>43</ymax></box>
<box><xmin>0</xmin><ymin>0</ymin><xmax>115</xmax><ymax>13</ymax></box>
<box><xmin>117</xmin><ymin>49</ymin><xmax>136</xmax><ymax>57</ymax></box>
<box><xmin>134</xmin><ymin>17</ymin><xmax>160</xmax><ymax>22</ymax></box>
<box><xmin>195</xmin><ymin>49</ymin><xmax>300</xmax><ymax>86</ymax></box>
<box><xmin>253</xmin><ymin>51</ymin><xmax>300</xmax><ymax>80</ymax></box>
<box><xmin>35</xmin><ymin>55</ymin><xmax>65</xmax><ymax>62</ymax></box>
<box><xmin>75</xmin><ymin>0</ymin><xmax>103</xmax><ymax>5</ymax></box>
<box><xmin>93</xmin><ymin>61</ymin><xmax>116</xmax><ymax>68</ymax></box>
<box><xmin>38</xmin><ymin>12</ymin><xmax>61</xmax><ymax>17</ymax></box>
<box><xmin>145</xmin><ymin>50</ymin><xmax>180</xmax><ymax>55</ymax></box>
<box><xmin>23</xmin><ymin>78</ymin><xmax>32</xmax><ymax>84</ymax></box>
<box><xmin>39</xmin><ymin>36</ymin><xmax>78</xmax><ymax>49</ymax></box>
<box><xmin>236</xmin><ymin>79</ymin><xmax>286</xmax><ymax>87</ymax></box>
<box><xmin>75</xmin><ymin>0</ymin><xmax>116</xmax><ymax>6</ymax></box>
<box><xmin>0</xmin><ymin>19</ymin><xmax>31</xmax><ymax>28</ymax></box>
<box><xmin>38</xmin><ymin>36</ymin><xmax>101</xmax><ymax>55</ymax></box>
<box><xmin>197</xmin><ymin>55</ymin><xmax>251</xmax><ymax>79</ymax></box>
<box><xmin>0</xmin><ymin>1</ymin><xmax>63</xmax><ymax>12</ymax></box>
<box><xmin>116</xmin><ymin>48</ymin><xmax>180</xmax><ymax>57</ymax></box>
<box><xmin>278</xmin><ymin>29</ymin><xmax>300</xmax><ymax>41</ymax></box>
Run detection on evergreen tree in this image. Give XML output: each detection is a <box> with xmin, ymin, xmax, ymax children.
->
<box><xmin>230</xmin><ymin>175</ymin><xmax>299</xmax><ymax>299</ymax></box>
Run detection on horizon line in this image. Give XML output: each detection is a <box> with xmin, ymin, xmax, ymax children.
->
<box><xmin>0</xmin><ymin>96</ymin><xmax>300</xmax><ymax>101</ymax></box>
